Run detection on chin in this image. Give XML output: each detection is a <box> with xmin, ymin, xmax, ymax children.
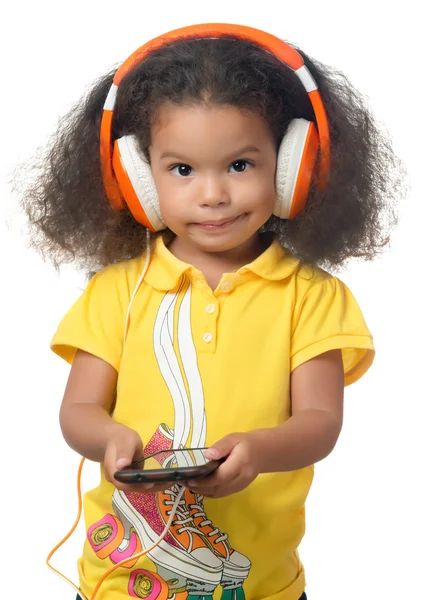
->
<box><xmin>196</xmin><ymin>240</ymin><xmax>239</xmax><ymax>253</ymax></box>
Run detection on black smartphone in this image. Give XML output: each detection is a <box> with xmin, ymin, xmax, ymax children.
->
<box><xmin>114</xmin><ymin>448</ymin><xmax>224</xmax><ymax>484</ymax></box>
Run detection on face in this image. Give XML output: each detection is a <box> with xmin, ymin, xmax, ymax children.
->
<box><xmin>149</xmin><ymin>103</ymin><xmax>277</xmax><ymax>257</ymax></box>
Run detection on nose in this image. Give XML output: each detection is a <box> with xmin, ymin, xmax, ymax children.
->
<box><xmin>200</xmin><ymin>174</ymin><xmax>229</xmax><ymax>207</ymax></box>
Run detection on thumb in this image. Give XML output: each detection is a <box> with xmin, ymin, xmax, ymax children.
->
<box><xmin>113</xmin><ymin>432</ymin><xmax>143</xmax><ymax>471</ymax></box>
<box><xmin>115</xmin><ymin>445</ymin><xmax>144</xmax><ymax>471</ymax></box>
<box><xmin>204</xmin><ymin>433</ymin><xmax>242</xmax><ymax>460</ymax></box>
<box><xmin>115</xmin><ymin>456</ymin><xmax>132</xmax><ymax>470</ymax></box>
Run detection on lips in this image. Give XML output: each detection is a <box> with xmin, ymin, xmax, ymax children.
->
<box><xmin>199</xmin><ymin>217</ymin><xmax>238</xmax><ymax>226</ymax></box>
<box><xmin>193</xmin><ymin>213</ymin><xmax>246</xmax><ymax>228</ymax></box>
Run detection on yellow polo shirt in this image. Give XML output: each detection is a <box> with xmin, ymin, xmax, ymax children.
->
<box><xmin>51</xmin><ymin>234</ymin><xmax>374</xmax><ymax>600</ymax></box>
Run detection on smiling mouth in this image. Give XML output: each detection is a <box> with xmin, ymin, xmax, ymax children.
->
<box><xmin>193</xmin><ymin>214</ymin><xmax>245</xmax><ymax>229</ymax></box>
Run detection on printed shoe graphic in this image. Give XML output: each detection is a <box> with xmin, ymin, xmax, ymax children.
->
<box><xmin>143</xmin><ymin>423</ymin><xmax>175</xmax><ymax>462</ymax></box>
<box><xmin>128</xmin><ymin>568</ymin><xmax>170</xmax><ymax>599</ymax></box>
<box><xmin>127</xmin><ymin>567</ymin><xmax>191</xmax><ymax>600</ymax></box>
<box><xmin>112</xmin><ymin>484</ymin><xmax>223</xmax><ymax>586</ymax></box>
<box><xmin>185</xmin><ymin>490</ymin><xmax>251</xmax><ymax>584</ymax></box>
<box><xmin>87</xmin><ymin>512</ymin><xmax>142</xmax><ymax>569</ymax></box>
<box><xmin>142</xmin><ymin>424</ymin><xmax>251</xmax><ymax>586</ymax></box>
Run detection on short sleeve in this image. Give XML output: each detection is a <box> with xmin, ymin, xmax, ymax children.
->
<box><xmin>50</xmin><ymin>265</ymin><xmax>130</xmax><ymax>371</ymax></box>
<box><xmin>291</xmin><ymin>276</ymin><xmax>375</xmax><ymax>385</ymax></box>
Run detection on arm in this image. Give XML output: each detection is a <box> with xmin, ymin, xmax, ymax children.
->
<box><xmin>249</xmin><ymin>348</ymin><xmax>344</xmax><ymax>472</ymax></box>
<box><xmin>188</xmin><ymin>350</ymin><xmax>344</xmax><ymax>497</ymax></box>
<box><xmin>59</xmin><ymin>349</ymin><xmax>151</xmax><ymax>491</ymax></box>
<box><xmin>59</xmin><ymin>349</ymin><xmax>120</xmax><ymax>462</ymax></box>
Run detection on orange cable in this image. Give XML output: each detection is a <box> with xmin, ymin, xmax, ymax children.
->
<box><xmin>47</xmin><ymin>455</ymin><xmax>183</xmax><ymax>600</ymax></box>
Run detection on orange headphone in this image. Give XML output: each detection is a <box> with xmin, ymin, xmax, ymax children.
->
<box><xmin>100</xmin><ymin>23</ymin><xmax>331</xmax><ymax>231</ymax></box>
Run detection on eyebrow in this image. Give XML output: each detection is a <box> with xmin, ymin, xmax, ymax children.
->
<box><xmin>159</xmin><ymin>145</ymin><xmax>261</xmax><ymax>160</ymax></box>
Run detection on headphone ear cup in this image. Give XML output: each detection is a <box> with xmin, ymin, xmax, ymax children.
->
<box><xmin>274</xmin><ymin>119</ymin><xmax>320</xmax><ymax>220</ymax></box>
<box><xmin>112</xmin><ymin>135</ymin><xmax>166</xmax><ymax>231</ymax></box>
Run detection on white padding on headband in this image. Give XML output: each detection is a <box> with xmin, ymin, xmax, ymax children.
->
<box><xmin>295</xmin><ymin>65</ymin><xmax>317</xmax><ymax>93</ymax></box>
<box><xmin>117</xmin><ymin>135</ymin><xmax>165</xmax><ymax>231</ymax></box>
<box><xmin>274</xmin><ymin>119</ymin><xmax>310</xmax><ymax>219</ymax></box>
<box><xmin>104</xmin><ymin>84</ymin><xmax>118</xmax><ymax>111</ymax></box>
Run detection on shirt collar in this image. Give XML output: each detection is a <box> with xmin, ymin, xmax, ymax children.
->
<box><xmin>144</xmin><ymin>233</ymin><xmax>299</xmax><ymax>291</ymax></box>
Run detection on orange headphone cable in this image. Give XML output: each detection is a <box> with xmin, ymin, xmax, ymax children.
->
<box><xmin>45</xmin><ymin>456</ymin><xmax>86</xmax><ymax>596</ymax></box>
<box><xmin>45</xmin><ymin>240</ymin><xmax>184</xmax><ymax>600</ymax></box>
<box><xmin>46</xmin><ymin>455</ymin><xmax>185</xmax><ymax>600</ymax></box>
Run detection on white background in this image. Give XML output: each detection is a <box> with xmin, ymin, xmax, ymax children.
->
<box><xmin>1</xmin><ymin>1</ymin><xmax>443</xmax><ymax>599</ymax></box>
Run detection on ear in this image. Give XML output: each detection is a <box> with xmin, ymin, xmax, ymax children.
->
<box><xmin>112</xmin><ymin>135</ymin><xmax>166</xmax><ymax>231</ymax></box>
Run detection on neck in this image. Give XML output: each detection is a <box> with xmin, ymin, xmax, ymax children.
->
<box><xmin>168</xmin><ymin>234</ymin><xmax>267</xmax><ymax>289</ymax></box>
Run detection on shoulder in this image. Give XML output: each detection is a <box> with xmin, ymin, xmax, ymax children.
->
<box><xmin>295</xmin><ymin>262</ymin><xmax>332</xmax><ymax>284</ymax></box>
<box><xmin>89</xmin><ymin>253</ymin><xmax>148</xmax><ymax>301</ymax></box>
<box><xmin>267</xmin><ymin>241</ymin><xmax>339</xmax><ymax>299</ymax></box>
<box><xmin>290</xmin><ymin>260</ymin><xmax>365</xmax><ymax>322</ymax></box>
<box><xmin>291</xmin><ymin>259</ymin><xmax>337</xmax><ymax>296</ymax></box>
<box><xmin>50</xmin><ymin>253</ymin><xmax>148</xmax><ymax>367</ymax></box>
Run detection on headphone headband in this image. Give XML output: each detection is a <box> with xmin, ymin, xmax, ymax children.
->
<box><xmin>100</xmin><ymin>23</ymin><xmax>330</xmax><ymax>210</ymax></box>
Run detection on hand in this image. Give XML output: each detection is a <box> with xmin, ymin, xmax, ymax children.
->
<box><xmin>103</xmin><ymin>423</ymin><xmax>170</xmax><ymax>494</ymax></box>
<box><xmin>186</xmin><ymin>432</ymin><xmax>261</xmax><ymax>498</ymax></box>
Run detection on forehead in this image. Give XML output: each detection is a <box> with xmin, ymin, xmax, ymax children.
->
<box><xmin>150</xmin><ymin>103</ymin><xmax>274</xmax><ymax>155</ymax></box>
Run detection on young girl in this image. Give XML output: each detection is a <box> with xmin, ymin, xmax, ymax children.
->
<box><xmin>20</xmin><ymin>23</ymin><xmax>403</xmax><ymax>600</ymax></box>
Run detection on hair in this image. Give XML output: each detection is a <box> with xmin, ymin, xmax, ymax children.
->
<box><xmin>16</xmin><ymin>34</ymin><xmax>405</xmax><ymax>273</ymax></box>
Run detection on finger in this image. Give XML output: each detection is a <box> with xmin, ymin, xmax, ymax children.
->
<box><xmin>111</xmin><ymin>438</ymin><xmax>144</xmax><ymax>478</ymax></box>
<box><xmin>192</xmin><ymin>450</ymin><xmax>244</xmax><ymax>488</ymax></box>
<box><xmin>115</xmin><ymin>456</ymin><xmax>132</xmax><ymax>470</ymax></box>
<box><xmin>108</xmin><ymin>464</ymin><xmax>155</xmax><ymax>493</ymax></box>
<box><xmin>188</xmin><ymin>462</ymin><xmax>241</xmax><ymax>492</ymax></box>
<box><xmin>204</xmin><ymin>433</ymin><xmax>242</xmax><ymax>461</ymax></box>
<box><xmin>106</xmin><ymin>447</ymin><xmax>134</xmax><ymax>477</ymax></box>
<box><xmin>104</xmin><ymin>444</ymin><xmax>118</xmax><ymax>482</ymax></box>
<box><xmin>191</xmin><ymin>473</ymin><xmax>245</xmax><ymax>499</ymax></box>
<box><xmin>186</xmin><ymin>474</ymin><xmax>219</xmax><ymax>492</ymax></box>
<box><xmin>115</xmin><ymin>443</ymin><xmax>144</xmax><ymax>471</ymax></box>
<box><xmin>107</xmin><ymin>454</ymin><xmax>152</xmax><ymax>492</ymax></box>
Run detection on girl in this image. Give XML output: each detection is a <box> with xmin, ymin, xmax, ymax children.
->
<box><xmin>20</xmin><ymin>23</ymin><xmax>403</xmax><ymax>600</ymax></box>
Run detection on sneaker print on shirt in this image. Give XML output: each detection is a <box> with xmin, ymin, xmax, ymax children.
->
<box><xmin>88</xmin><ymin>279</ymin><xmax>251</xmax><ymax>598</ymax></box>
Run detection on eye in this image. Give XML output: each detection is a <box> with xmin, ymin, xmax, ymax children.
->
<box><xmin>229</xmin><ymin>160</ymin><xmax>252</xmax><ymax>173</ymax></box>
<box><xmin>170</xmin><ymin>164</ymin><xmax>193</xmax><ymax>177</ymax></box>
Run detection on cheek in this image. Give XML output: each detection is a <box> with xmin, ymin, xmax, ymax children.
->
<box><xmin>154</xmin><ymin>178</ymin><xmax>181</xmax><ymax>219</ymax></box>
<box><xmin>158</xmin><ymin>194</ymin><xmax>190</xmax><ymax>231</ymax></box>
<box><xmin>159</xmin><ymin>199</ymin><xmax>180</xmax><ymax>223</ymax></box>
<box><xmin>153</xmin><ymin>172</ymin><xmax>172</xmax><ymax>198</ymax></box>
<box><xmin>243</xmin><ymin>178</ymin><xmax>276</xmax><ymax>212</ymax></box>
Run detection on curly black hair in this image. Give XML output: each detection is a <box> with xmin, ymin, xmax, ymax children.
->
<box><xmin>16</xmin><ymin>34</ymin><xmax>405</xmax><ymax>272</ymax></box>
